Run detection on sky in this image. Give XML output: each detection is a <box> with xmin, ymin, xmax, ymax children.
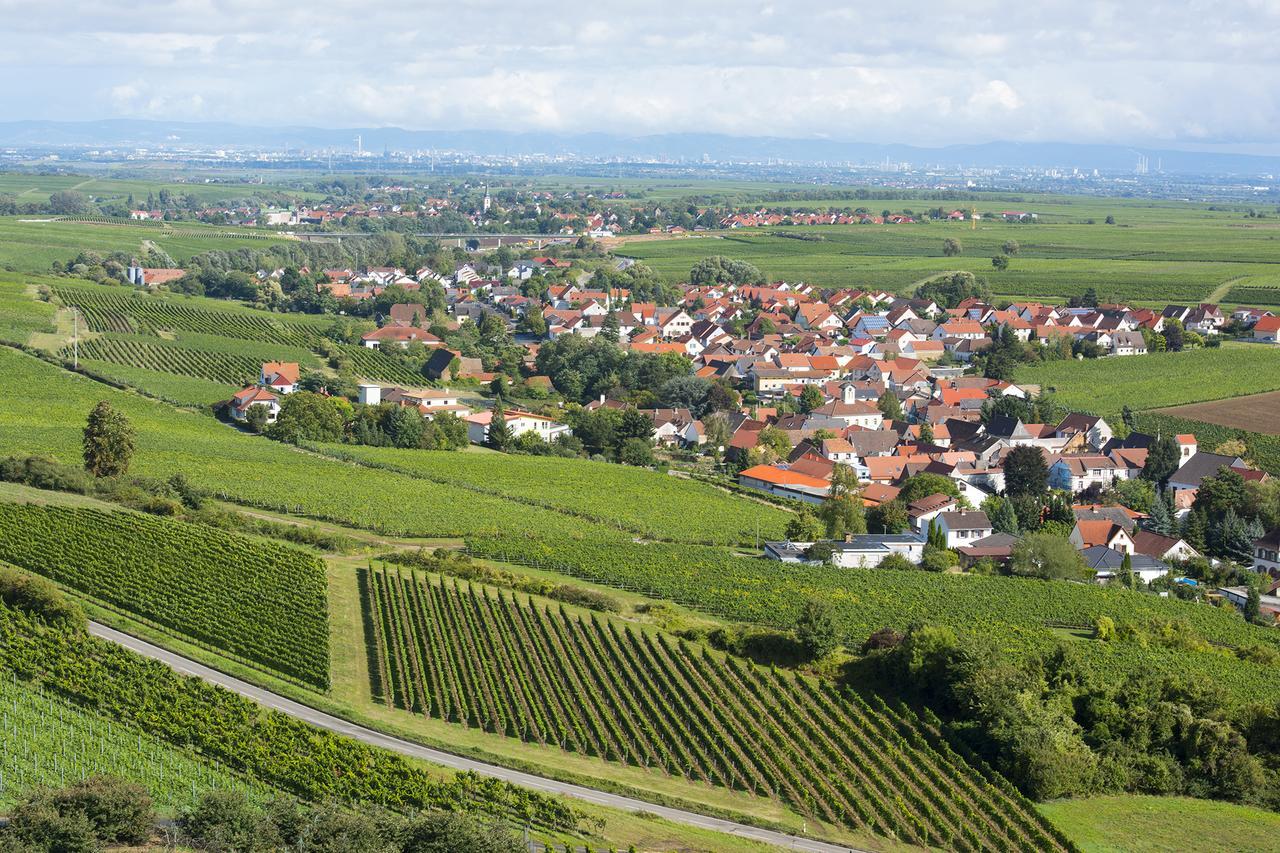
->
<box><xmin>3</xmin><ymin>0</ymin><xmax>1278</xmax><ymax>148</ymax></box>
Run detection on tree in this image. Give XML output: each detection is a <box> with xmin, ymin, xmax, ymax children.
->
<box><xmin>942</xmin><ymin>238</ymin><xmax>962</xmax><ymax>257</ymax></box>
<box><xmin>600</xmin><ymin>311</ymin><xmax>620</xmax><ymax>343</ymax></box>
<box><xmin>1148</xmin><ymin>489</ymin><xmax>1174</xmax><ymax>536</ymax></box>
<box><xmin>1105</xmin><ymin>214</ymin><xmax>1116</xmax><ymax>225</ymax></box>
<box><xmin>869</xmin><ymin>499</ymin><xmax>909</xmax><ymax>534</ymax></box>
<box><xmin>991</xmin><ymin>255</ymin><xmax>1010</xmax><ymax>271</ymax></box>
<box><xmin>83</xmin><ymin>401</ymin><xmax>135</xmax><ymax>477</ymax></box>
<box><xmin>1164</xmin><ymin>319</ymin><xmax>1185</xmax><ymax>352</ymax></box>
<box><xmin>244</xmin><ymin>403</ymin><xmax>270</xmax><ymax>434</ymax></box>
<box><xmin>1142</xmin><ymin>433</ymin><xmax>1181</xmax><ymax>487</ymax></box>
<box><xmin>268</xmin><ymin>393</ymin><xmax>344</xmax><ymax>444</ymax></box>
<box><xmin>818</xmin><ymin>493</ymin><xmax>865</xmax><ymax>540</ymax></box>
<box><xmin>799</xmin><ymin>384</ymin><xmax>825</xmax><ymax>414</ymax></box>
<box><xmin>877</xmin><ymin>390</ymin><xmax>904</xmax><ymax>421</ymax></box>
<box><xmin>619</xmin><ymin>437</ymin><xmax>656</xmax><ymax>467</ymax></box>
<box><xmin>689</xmin><ymin>256</ymin><xmax>765</xmax><ymax>286</ymax></box>
<box><xmin>918</xmin><ymin>421</ymin><xmax>935</xmax><ymax>445</ymax></box>
<box><xmin>795</xmin><ymin>597</ymin><xmax>840</xmax><ymax>660</ymax></box>
<box><xmin>48</xmin><ymin>190</ymin><xmax>90</xmax><ymax>215</ymax></box>
<box><xmin>1246</xmin><ymin>584</ymin><xmax>1262</xmax><ymax>624</ymax></box>
<box><xmin>487</xmin><ymin>409</ymin><xmax>512</xmax><ymax>451</ymax></box>
<box><xmin>618</xmin><ymin>408</ymin><xmax>656</xmax><ymax>444</ymax></box>
<box><xmin>756</xmin><ymin>425</ymin><xmax>792</xmax><ymax>460</ymax></box>
<box><xmin>785</xmin><ymin>509</ymin><xmax>825</xmax><ymax>542</ymax></box>
<box><xmin>1008</xmin><ymin>532</ymin><xmax>1091</xmax><ymax>580</ymax></box>
<box><xmin>898</xmin><ymin>472</ymin><xmax>960</xmax><ymax>505</ymax></box>
<box><xmin>1002</xmin><ymin>239</ymin><xmax>1020</xmax><ymax>256</ymax></box>
<box><xmin>1004</xmin><ymin>445</ymin><xmax>1049</xmax><ymax>499</ymax></box>
<box><xmin>989</xmin><ymin>497</ymin><xmax>1020</xmax><ymax>534</ymax></box>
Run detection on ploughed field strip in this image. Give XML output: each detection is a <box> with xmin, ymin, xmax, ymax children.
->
<box><xmin>363</xmin><ymin>566</ymin><xmax>1072</xmax><ymax>852</ymax></box>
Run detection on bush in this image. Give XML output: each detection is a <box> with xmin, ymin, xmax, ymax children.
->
<box><xmin>548</xmin><ymin>584</ymin><xmax>622</xmax><ymax>613</ymax></box>
<box><xmin>9</xmin><ymin>776</ymin><xmax>154</xmax><ymax>851</ymax></box>
<box><xmin>0</xmin><ymin>564</ymin><xmax>85</xmax><ymax>631</ymax></box>
<box><xmin>0</xmin><ymin>455</ymin><xmax>91</xmax><ymax>494</ymax></box>
<box><xmin>179</xmin><ymin>790</ymin><xmax>283</xmax><ymax>853</ymax></box>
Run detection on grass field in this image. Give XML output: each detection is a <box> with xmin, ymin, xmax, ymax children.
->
<box><xmin>1013</xmin><ymin>345</ymin><xmax>1280</xmax><ymax>416</ymax></box>
<box><xmin>0</xmin><ymin>215</ymin><xmax>292</xmax><ymax>272</ymax></box>
<box><xmin>0</xmin><ymin>172</ymin><xmax>313</xmax><ymax>205</ymax></box>
<box><xmin>615</xmin><ymin>208</ymin><xmax>1280</xmax><ymax>302</ymax></box>
<box><xmin>1039</xmin><ymin>795</ymin><xmax>1280</xmax><ymax>853</ymax></box>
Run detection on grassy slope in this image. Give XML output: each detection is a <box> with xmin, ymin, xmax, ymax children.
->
<box><xmin>1039</xmin><ymin>795</ymin><xmax>1280</xmax><ymax>853</ymax></box>
<box><xmin>0</xmin><ymin>346</ymin><xmax>783</xmax><ymax>547</ymax></box>
<box><xmin>1013</xmin><ymin>345</ymin><xmax>1280</xmax><ymax>416</ymax></box>
<box><xmin>316</xmin><ymin>442</ymin><xmax>790</xmax><ymax>545</ymax></box>
<box><xmin>0</xmin><ymin>273</ymin><xmax>57</xmax><ymax>345</ymax></box>
<box><xmin>0</xmin><ymin>215</ymin><xmax>292</xmax><ymax>272</ymax></box>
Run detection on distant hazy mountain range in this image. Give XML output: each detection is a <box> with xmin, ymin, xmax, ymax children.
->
<box><xmin>2</xmin><ymin>119</ymin><xmax>1278</xmax><ymax>175</ymax></box>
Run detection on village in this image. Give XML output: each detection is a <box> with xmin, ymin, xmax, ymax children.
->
<box><xmin>217</xmin><ymin>255</ymin><xmax>1280</xmax><ymax>623</ymax></box>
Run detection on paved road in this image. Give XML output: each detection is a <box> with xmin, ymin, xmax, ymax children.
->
<box><xmin>88</xmin><ymin>622</ymin><xmax>862</xmax><ymax>853</ymax></box>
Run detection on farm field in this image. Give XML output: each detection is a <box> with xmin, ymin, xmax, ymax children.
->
<box><xmin>0</xmin><ymin>273</ymin><xmax>57</xmax><ymax>345</ymax></box>
<box><xmin>0</xmin><ymin>500</ymin><xmax>331</xmax><ymax>688</ymax></box>
<box><xmin>1155</xmin><ymin>389</ymin><xmax>1280</xmax><ymax>436</ymax></box>
<box><xmin>1038</xmin><ymin>795</ymin><xmax>1280</xmax><ymax>853</ymax></box>
<box><xmin>0</xmin><ymin>215</ymin><xmax>292</xmax><ymax>272</ymax></box>
<box><xmin>0</xmin><ymin>171</ymin><xmax>313</xmax><ymax>205</ymax></box>
<box><xmin>0</xmin><ymin>667</ymin><xmax>276</xmax><ymax>812</ymax></box>
<box><xmin>363</xmin><ymin>565</ymin><xmax>1069</xmax><ymax>852</ymax></box>
<box><xmin>317</xmin><ymin>442</ymin><xmax>790</xmax><ymax>545</ymax></box>
<box><xmin>0</xmin><ymin>346</ymin><xmax>784</xmax><ymax>549</ymax></box>
<box><xmin>1012</xmin><ymin>345</ymin><xmax>1280</xmax><ymax>416</ymax></box>
<box><xmin>465</xmin><ymin>534</ymin><xmax>1280</xmax><ymax>708</ymax></box>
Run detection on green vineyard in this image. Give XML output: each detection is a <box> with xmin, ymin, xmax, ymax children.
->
<box><xmin>0</xmin><ymin>674</ymin><xmax>274</xmax><ymax>810</ymax></box>
<box><xmin>52</xmin><ymin>285</ymin><xmax>322</xmax><ymax>347</ymax></box>
<box><xmin>0</xmin><ymin>504</ymin><xmax>330</xmax><ymax>688</ymax></box>
<box><xmin>362</xmin><ymin>566</ymin><xmax>1071</xmax><ymax>851</ymax></box>
<box><xmin>332</xmin><ymin>342</ymin><xmax>434</xmax><ymax>386</ymax></box>
<box><xmin>63</xmin><ymin>335</ymin><xmax>261</xmax><ymax>385</ymax></box>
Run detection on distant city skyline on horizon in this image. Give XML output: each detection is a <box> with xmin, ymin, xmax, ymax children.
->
<box><xmin>3</xmin><ymin>2</ymin><xmax>1278</xmax><ymax>153</ymax></box>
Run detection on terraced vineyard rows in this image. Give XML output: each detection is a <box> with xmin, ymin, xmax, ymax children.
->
<box><xmin>362</xmin><ymin>566</ymin><xmax>1071</xmax><ymax>852</ymax></box>
<box><xmin>0</xmin><ymin>674</ymin><xmax>275</xmax><ymax>809</ymax></box>
<box><xmin>0</xmin><ymin>503</ymin><xmax>330</xmax><ymax>688</ymax></box>
<box><xmin>333</xmin><ymin>343</ymin><xmax>435</xmax><ymax>385</ymax></box>
<box><xmin>62</xmin><ymin>335</ymin><xmax>260</xmax><ymax>384</ymax></box>
<box><xmin>52</xmin><ymin>286</ymin><xmax>322</xmax><ymax>347</ymax></box>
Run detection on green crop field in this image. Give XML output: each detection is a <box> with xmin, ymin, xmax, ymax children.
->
<box><xmin>0</xmin><ymin>600</ymin><xmax>579</xmax><ymax>833</ymax></box>
<box><xmin>1013</xmin><ymin>345</ymin><xmax>1280</xmax><ymax>416</ymax></box>
<box><xmin>0</xmin><ymin>274</ymin><xmax>57</xmax><ymax>345</ymax></box>
<box><xmin>465</xmin><ymin>534</ymin><xmax>1280</xmax><ymax>708</ymax></box>
<box><xmin>0</xmin><ymin>346</ymin><xmax>782</xmax><ymax>548</ymax></box>
<box><xmin>317</xmin><ymin>443</ymin><xmax>789</xmax><ymax>545</ymax></box>
<box><xmin>0</xmin><ymin>501</ymin><xmax>330</xmax><ymax>687</ymax></box>
<box><xmin>0</xmin><ymin>215</ymin><xmax>293</xmax><ymax>272</ymax></box>
<box><xmin>364</xmin><ymin>566</ymin><xmax>1069</xmax><ymax>852</ymax></box>
<box><xmin>0</xmin><ymin>668</ymin><xmax>276</xmax><ymax>811</ymax></box>
<box><xmin>0</xmin><ymin>172</ymin><xmax>313</xmax><ymax>205</ymax></box>
<box><xmin>1039</xmin><ymin>795</ymin><xmax>1280</xmax><ymax>853</ymax></box>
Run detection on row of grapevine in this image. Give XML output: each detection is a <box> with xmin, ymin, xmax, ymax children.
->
<box><xmin>332</xmin><ymin>343</ymin><xmax>437</xmax><ymax>386</ymax></box>
<box><xmin>0</xmin><ymin>503</ymin><xmax>330</xmax><ymax>688</ymax></box>
<box><xmin>61</xmin><ymin>336</ymin><xmax>260</xmax><ymax>385</ymax></box>
<box><xmin>364</xmin><ymin>566</ymin><xmax>1071</xmax><ymax>852</ymax></box>
<box><xmin>53</xmin><ymin>286</ymin><xmax>322</xmax><ymax>347</ymax></box>
<box><xmin>0</xmin><ymin>674</ymin><xmax>275</xmax><ymax>809</ymax></box>
<box><xmin>0</xmin><ymin>601</ymin><xmax>580</xmax><ymax>832</ymax></box>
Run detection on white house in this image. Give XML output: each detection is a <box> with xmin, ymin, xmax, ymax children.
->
<box><xmin>1254</xmin><ymin>530</ymin><xmax>1280</xmax><ymax>574</ymax></box>
<box><xmin>260</xmin><ymin>362</ymin><xmax>299</xmax><ymax>395</ymax></box>
<box><xmin>229</xmin><ymin>386</ymin><xmax>281</xmax><ymax>424</ymax></box>
<box><xmin>933</xmin><ymin>511</ymin><xmax>993</xmax><ymax>548</ymax></box>
<box><xmin>466</xmin><ymin>409</ymin><xmax>572</xmax><ymax>445</ymax></box>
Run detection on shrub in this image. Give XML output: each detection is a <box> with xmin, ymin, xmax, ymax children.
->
<box><xmin>10</xmin><ymin>776</ymin><xmax>154</xmax><ymax>850</ymax></box>
<box><xmin>0</xmin><ymin>564</ymin><xmax>85</xmax><ymax>631</ymax></box>
<box><xmin>548</xmin><ymin>584</ymin><xmax>622</xmax><ymax>613</ymax></box>
<box><xmin>0</xmin><ymin>455</ymin><xmax>91</xmax><ymax>494</ymax></box>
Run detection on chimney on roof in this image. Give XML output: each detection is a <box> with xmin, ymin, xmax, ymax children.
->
<box><xmin>844</xmin><ymin>532</ymin><xmax>853</xmax><ymax>543</ymax></box>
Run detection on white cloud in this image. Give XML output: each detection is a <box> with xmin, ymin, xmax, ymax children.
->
<box><xmin>0</xmin><ymin>0</ymin><xmax>1275</xmax><ymax>145</ymax></box>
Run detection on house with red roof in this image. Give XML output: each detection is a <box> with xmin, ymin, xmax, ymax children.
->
<box><xmin>260</xmin><ymin>362</ymin><xmax>300</xmax><ymax>395</ymax></box>
<box><xmin>1253</xmin><ymin>315</ymin><xmax>1280</xmax><ymax>343</ymax></box>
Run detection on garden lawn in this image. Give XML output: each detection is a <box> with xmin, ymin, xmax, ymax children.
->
<box><xmin>1039</xmin><ymin>795</ymin><xmax>1280</xmax><ymax>853</ymax></box>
